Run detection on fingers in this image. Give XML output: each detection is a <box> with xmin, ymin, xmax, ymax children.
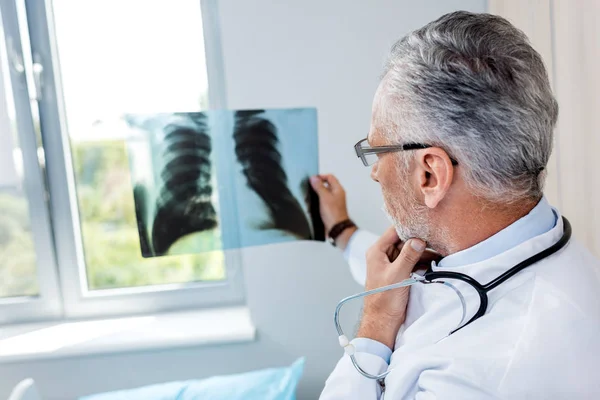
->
<box><xmin>309</xmin><ymin>175</ymin><xmax>328</xmax><ymax>195</ymax></box>
<box><xmin>318</xmin><ymin>174</ymin><xmax>344</xmax><ymax>193</ymax></box>
<box><xmin>393</xmin><ymin>238</ymin><xmax>426</xmax><ymax>268</ymax></box>
<box><xmin>390</xmin><ymin>244</ymin><xmax>441</xmax><ymax>266</ymax></box>
<box><xmin>310</xmin><ymin>173</ymin><xmax>346</xmax><ymax>196</ymax></box>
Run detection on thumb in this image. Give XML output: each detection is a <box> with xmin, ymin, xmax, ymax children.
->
<box><xmin>310</xmin><ymin>175</ymin><xmax>328</xmax><ymax>195</ymax></box>
<box><xmin>394</xmin><ymin>238</ymin><xmax>426</xmax><ymax>269</ymax></box>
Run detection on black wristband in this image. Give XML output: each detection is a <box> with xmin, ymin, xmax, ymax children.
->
<box><xmin>327</xmin><ymin>219</ymin><xmax>356</xmax><ymax>246</ymax></box>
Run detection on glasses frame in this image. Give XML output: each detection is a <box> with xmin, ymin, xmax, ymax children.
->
<box><xmin>354</xmin><ymin>138</ymin><xmax>459</xmax><ymax>167</ymax></box>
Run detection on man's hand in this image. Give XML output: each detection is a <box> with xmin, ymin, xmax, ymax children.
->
<box><xmin>310</xmin><ymin>174</ymin><xmax>357</xmax><ymax>248</ymax></box>
<box><xmin>357</xmin><ymin>227</ymin><xmax>426</xmax><ymax>350</ymax></box>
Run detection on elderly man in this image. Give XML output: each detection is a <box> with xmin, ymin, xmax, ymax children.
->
<box><xmin>311</xmin><ymin>11</ymin><xmax>600</xmax><ymax>399</ymax></box>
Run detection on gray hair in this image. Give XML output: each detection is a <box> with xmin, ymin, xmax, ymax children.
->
<box><xmin>380</xmin><ymin>11</ymin><xmax>558</xmax><ymax>203</ymax></box>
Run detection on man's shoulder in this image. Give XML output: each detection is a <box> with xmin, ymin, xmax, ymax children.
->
<box><xmin>530</xmin><ymin>238</ymin><xmax>600</xmax><ymax>315</ymax></box>
<box><xmin>511</xmin><ymin>239</ymin><xmax>600</xmax><ymax>350</ymax></box>
<box><xmin>498</xmin><ymin>243</ymin><xmax>600</xmax><ymax>396</ymax></box>
<box><xmin>473</xmin><ymin>241</ymin><xmax>600</xmax><ymax>396</ymax></box>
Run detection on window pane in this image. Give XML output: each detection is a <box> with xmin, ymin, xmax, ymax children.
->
<box><xmin>0</xmin><ymin>55</ymin><xmax>39</xmax><ymax>298</ymax></box>
<box><xmin>50</xmin><ymin>0</ymin><xmax>224</xmax><ymax>290</ymax></box>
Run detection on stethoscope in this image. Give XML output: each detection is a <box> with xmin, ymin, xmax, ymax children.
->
<box><xmin>334</xmin><ymin>216</ymin><xmax>572</xmax><ymax>381</ymax></box>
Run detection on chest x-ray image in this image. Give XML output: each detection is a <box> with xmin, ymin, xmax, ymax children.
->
<box><xmin>125</xmin><ymin>108</ymin><xmax>324</xmax><ymax>257</ymax></box>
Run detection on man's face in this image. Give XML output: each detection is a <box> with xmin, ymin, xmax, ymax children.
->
<box><xmin>368</xmin><ymin>85</ymin><xmax>430</xmax><ymax>243</ymax></box>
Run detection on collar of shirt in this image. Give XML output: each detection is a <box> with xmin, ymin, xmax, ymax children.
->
<box><xmin>437</xmin><ymin>196</ymin><xmax>557</xmax><ymax>269</ymax></box>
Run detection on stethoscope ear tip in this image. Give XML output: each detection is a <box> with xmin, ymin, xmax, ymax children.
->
<box><xmin>338</xmin><ymin>335</ymin><xmax>356</xmax><ymax>355</ymax></box>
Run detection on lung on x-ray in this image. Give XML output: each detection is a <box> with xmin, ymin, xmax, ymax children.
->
<box><xmin>125</xmin><ymin>108</ymin><xmax>324</xmax><ymax>257</ymax></box>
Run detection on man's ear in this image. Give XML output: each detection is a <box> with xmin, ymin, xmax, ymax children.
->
<box><xmin>416</xmin><ymin>148</ymin><xmax>454</xmax><ymax>208</ymax></box>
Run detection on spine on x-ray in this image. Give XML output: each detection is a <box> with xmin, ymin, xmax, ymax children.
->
<box><xmin>151</xmin><ymin>113</ymin><xmax>218</xmax><ymax>255</ymax></box>
<box><xmin>233</xmin><ymin>110</ymin><xmax>312</xmax><ymax>239</ymax></box>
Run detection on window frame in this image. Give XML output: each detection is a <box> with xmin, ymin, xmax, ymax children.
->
<box><xmin>0</xmin><ymin>0</ymin><xmax>244</xmax><ymax>324</ymax></box>
<box><xmin>0</xmin><ymin>0</ymin><xmax>62</xmax><ymax>324</ymax></box>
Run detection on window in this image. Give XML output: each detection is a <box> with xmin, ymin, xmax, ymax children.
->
<box><xmin>0</xmin><ymin>0</ymin><xmax>241</xmax><ymax>325</ymax></box>
<box><xmin>0</xmin><ymin>99</ymin><xmax>39</xmax><ymax>299</ymax></box>
<box><xmin>51</xmin><ymin>0</ymin><xmax>224</xmax><ymax>290</ymax></box>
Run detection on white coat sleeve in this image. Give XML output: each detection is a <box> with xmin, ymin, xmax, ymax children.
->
<box><xmin>342</xmin><ymin>229</ymin><xmax>379</xmax><ymax>286</ymax></box>
<box><xmin>319</xmin><ymin>350</ymin><xmax>388</xmax><ymax>400</ymax></box>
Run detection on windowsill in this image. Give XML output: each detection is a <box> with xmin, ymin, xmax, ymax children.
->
<box><xmin>0</xmin><ymin>306</ymin><xmax>255</xmax><ymax>363</ymax></box>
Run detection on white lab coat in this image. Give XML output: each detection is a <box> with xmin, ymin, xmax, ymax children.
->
<box><xmin>320</xmin><ymin>214</ymin><xmax>600</xmax><ymax>399</ymax></box>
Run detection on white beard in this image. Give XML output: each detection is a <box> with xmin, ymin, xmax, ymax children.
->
<box><xmin>382</xmin><ymin>204</ymin><xmax>413</xmax><ymax>242</ymax></box>
<box><xmin>381</xmin><ymin>200</ymin><xmax>430</xmax><ymax>243</ymax></box>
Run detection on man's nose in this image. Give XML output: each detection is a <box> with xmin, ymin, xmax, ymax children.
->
<box><xmin>370</xmin><ymin>162</ymin><xmax>379</xmax><ymax>182</ymax></box>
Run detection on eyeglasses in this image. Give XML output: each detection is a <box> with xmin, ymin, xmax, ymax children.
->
<box><xmin>354</xmin><ymin>138</ymin><xmax>459</xmax><ymax>167</ymax></box>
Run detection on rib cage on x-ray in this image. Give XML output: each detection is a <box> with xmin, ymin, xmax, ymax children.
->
<box><xmin>233</xmin><ymin>110</ymin><xmax>312</xmax><ymax>240</ymax></box>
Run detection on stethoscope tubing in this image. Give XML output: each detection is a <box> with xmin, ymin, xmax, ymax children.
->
<box><xmin>334</xmin><ymin>216</ymin><xmax>572</xmax><ymax>381</ymax></box>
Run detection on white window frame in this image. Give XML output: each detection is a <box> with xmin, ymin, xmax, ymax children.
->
<box><xmin>0</xmin><ymin>0</ymin><xmax>245</xmax><ymax>324</ymax></box>
<box><xmin>0</xmin><ymin>0</ymin><xmax>61</xmax><ymax>325</ymax></box>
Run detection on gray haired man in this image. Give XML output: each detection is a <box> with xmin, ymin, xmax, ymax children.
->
<box><xmin>314</xmin><ymin>11</ymin><xmax>600</xmax><ymax>399</ymax></box>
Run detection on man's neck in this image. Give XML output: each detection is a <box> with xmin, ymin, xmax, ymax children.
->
<box><xmin>431</xmin><ymin>198</ymin><xmax>540</xmax><ymax>257</ymax></box>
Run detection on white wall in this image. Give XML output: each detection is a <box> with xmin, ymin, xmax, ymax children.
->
<box><xmin>0</xmin><ymin>1</ymin><xmax>486</xmax><ymax>399</ymax></box>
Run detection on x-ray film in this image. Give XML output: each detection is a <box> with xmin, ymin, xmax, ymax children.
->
<box><xmin>124</xmin><ymin>108</ymin><xmax>324</xmax><ymax>257</ymax></box>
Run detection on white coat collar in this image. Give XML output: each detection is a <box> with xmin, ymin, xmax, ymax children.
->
<box><xmin>431</xmin><ymin>207</ymin><xmax>565</xmax><ymax>285</ymax></box>
<box><xmin>438</xmin><ymin>197</ymin><xmax>556</xmax><ymax>269</ymax></box>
